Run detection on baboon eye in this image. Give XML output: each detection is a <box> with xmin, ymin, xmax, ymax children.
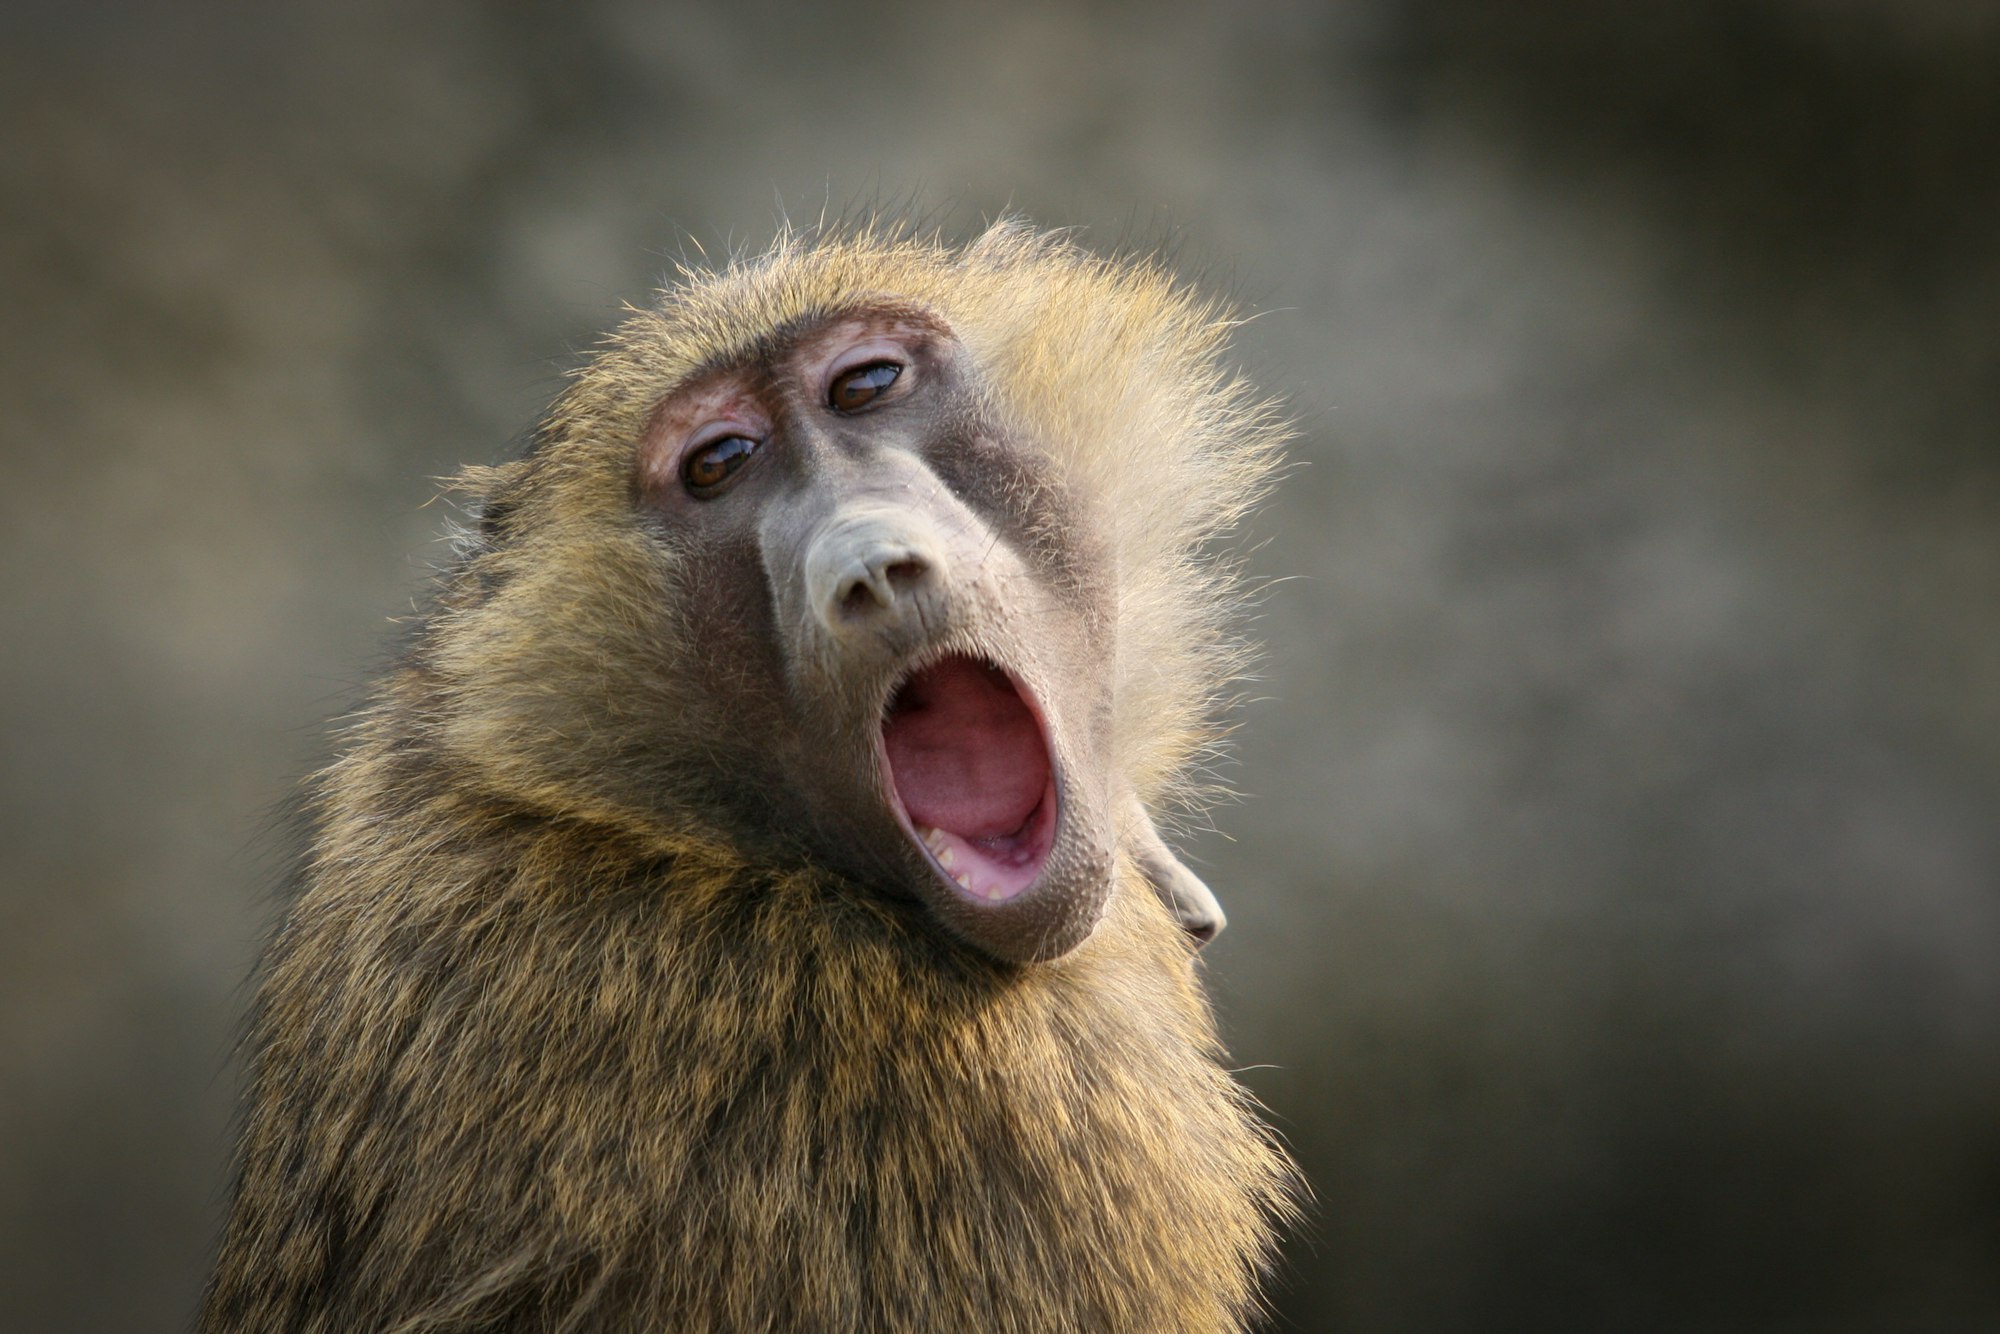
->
<box><xmin>829</xmin><ymin>361</ymin><xmax>902</xmax><ymax>413</ymax></box>
<box><xmin>681</xmin><ymin>434</ymin><xmax>759</xmax><ymax>495</ymax></box>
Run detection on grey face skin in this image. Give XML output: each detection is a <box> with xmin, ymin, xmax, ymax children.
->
<box><xmin>636</xmin><ymin>304</ymin><xmax>1132</xmax><ymax>963</ymax></box>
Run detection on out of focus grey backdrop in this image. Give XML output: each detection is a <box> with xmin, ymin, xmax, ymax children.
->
<box><xmin>4</xmin><ymin>2</ymin><xmax>1997</xmax><ymax>1330</ymax></box>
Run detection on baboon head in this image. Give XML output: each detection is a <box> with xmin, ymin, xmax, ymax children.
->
<box><xmin>427</xmin><ymin>223</ymin><xmax>1278</xmax><ymax>964</ymax></box>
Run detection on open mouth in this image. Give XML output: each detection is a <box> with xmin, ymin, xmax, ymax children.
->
<box><xmin>881</xmin><ymin>654</ymin><xmax>1059</xmax><ymax>904</ymax></box>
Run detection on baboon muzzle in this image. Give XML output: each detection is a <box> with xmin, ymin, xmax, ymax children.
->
<box><xmin>767</xmin><ymin>478</ymin><xmax>1112</xmax><ymax>960</ymax></box>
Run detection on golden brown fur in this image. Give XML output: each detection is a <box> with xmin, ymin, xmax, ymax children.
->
<box><xmin>203</xmin><ymin>221</ymin><xmax>1294</xmax><ymax>1332</ymax></box>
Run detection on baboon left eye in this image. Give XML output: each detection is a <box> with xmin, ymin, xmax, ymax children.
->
<box><xmin>829</xmin><ymin>361</ymin><xmax>902</xmax><ymax>413</ymax></box>
<box><xmin>682</xmin><ymin>434</ymin><xmax>759</xmax><ymax>495</ymax></box>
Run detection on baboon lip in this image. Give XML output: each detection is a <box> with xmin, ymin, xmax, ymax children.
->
<box><xmin>881</xmin><ymin>654</ymin><xmax>1057</xmax><ymax>905</ymax></box>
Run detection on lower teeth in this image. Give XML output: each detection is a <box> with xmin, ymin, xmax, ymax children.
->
<box><xmin>919</xmin><ymin>824</ymin><xmax>1001</xmax><ymax>900</ymax></box>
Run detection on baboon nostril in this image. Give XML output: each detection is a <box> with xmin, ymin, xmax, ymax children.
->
<box><xmin>839</xmin><ymin>577</ymin><xmax>882</xmax><ymax>617</ymax></box>
<box><xmin>883</xmin><ymin>557</ymin><xmax>929</xmax><ymax>593</ymax></box>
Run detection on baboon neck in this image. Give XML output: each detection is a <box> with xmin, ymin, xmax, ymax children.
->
<box><xmin>218</xmin><ymin>791</ymin><xmax>1288</xmax><ymax>1332</ymax></box>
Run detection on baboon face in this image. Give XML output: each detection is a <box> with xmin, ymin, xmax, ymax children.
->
<box><xmin>631</xmin><ymin>302</ymin><xmax>1119</xmax><ymax>963</ymax></box>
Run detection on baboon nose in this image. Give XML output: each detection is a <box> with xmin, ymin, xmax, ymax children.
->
<box><xmin>805</xmin><ymin>508</ymin><xmax>948</xmax><ymax>638</ymax></box>
<box><xmin>837</xmin><ymin>552</ymin><xmax>932</xmax><ymax>618</ymax></box>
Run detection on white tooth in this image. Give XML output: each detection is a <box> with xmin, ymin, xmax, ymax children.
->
<box><xmin>937</xmin><ymin>845</ymin><xmax>956</xmax><ymax>869</ymax></box>
<box><xmin>954</xmin><ymin>871</ymin><xmax>973</xmax><ymax>891</ymax></box>
<box><xmin>921</xmin><ymin>825</ymin><xmax>945</xmax><ymax>852</ymax></box>
<box><xmin>985</xmin><ymin>883</ymin><xmax>1008</xmax><ymax>902</ymax></box>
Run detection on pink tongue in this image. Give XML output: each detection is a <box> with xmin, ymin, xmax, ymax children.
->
<box><xmin>883</xmin><ymin>657</ymin><xmax>1049</xmax><ymax>839</ymax></box>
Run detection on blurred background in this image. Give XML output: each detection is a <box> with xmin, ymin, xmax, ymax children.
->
<box><xmin>3</xmin><ymin>2</ymin><xmax>1997</xmax><ymax>1329</ymax></box>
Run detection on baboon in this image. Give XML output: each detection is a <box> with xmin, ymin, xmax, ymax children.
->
<box><xmin>203</xmin><ymin>221</ymin><xmax>1294</xmax><ymax>1332</ymax></box>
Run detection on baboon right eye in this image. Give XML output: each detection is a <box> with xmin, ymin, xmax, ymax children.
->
<box><xmin>682</xmin><ymin>434</ymin><xmax>759</xmax><ymax>495</ymax></box>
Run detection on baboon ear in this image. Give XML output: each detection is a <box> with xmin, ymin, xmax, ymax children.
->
<box><xmin>478</xmin><ymin>498</ymin><xmax>520</xmax><ymax>544</ymax></box>
<box><xmin>445</xmin><ymin>463</ymin><xmax>531</xmax><ymax>544</ymax></box>
<box><xmin>1123</xmin><ymin>793</ymin><xmax>1226</xmax><ymax>947</ymax></box>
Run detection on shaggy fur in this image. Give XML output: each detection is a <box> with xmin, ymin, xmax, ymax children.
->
<box><xmin>203</xmin><ymin>221</ymin><xmax>1294</xmax><ymax>1332</ymax></box>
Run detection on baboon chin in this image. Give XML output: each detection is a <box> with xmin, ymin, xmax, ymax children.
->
<box><xmin>204</xmin><ymin>221</ymin><xmax>1295</xmax><ymax>1333</ymax></box>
